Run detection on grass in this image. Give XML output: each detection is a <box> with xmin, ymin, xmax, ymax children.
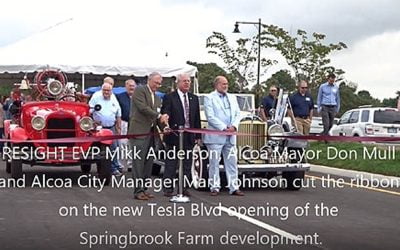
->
<box><xmin>307</xmin><ymin>142</ymin><xmax>400</xmax><ymax>177</ymax></box>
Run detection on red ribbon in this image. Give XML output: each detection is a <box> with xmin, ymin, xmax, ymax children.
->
<box><xmin>4</xmin><ymin>128</ymin><xmax>400</xmax><ymax>144</ymax></box>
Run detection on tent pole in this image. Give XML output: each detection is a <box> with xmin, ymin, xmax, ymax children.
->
<box><xmin>193</xmin><ymin>72</ymin><xmax>199</xmax><ymax>94</ymax></box>
<box><xmin>81</xmin><ymin>73</ymin><xmax>85</xmax><ymax>92</ymax></box>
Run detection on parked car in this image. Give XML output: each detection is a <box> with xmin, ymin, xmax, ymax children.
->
<box><xmin>283</xmin><ymin>105</ymin><xmax>338</xmax><ymax>135</ymax></box>
<box><xmin>329</xmin><ymin>106</ymin><xmax>400</xmax><ymax>138</ymax></box>
<box><xmin>310</xmin><ymin>106</ymin><xmax>339</xmax><ymax>134</ymax></box>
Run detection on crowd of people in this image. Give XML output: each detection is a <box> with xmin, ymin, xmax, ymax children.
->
<box><xmin>86</xmin><ymin>73</ymin><xmax>244</xmax><ymax>200</ymax></box>
<box><xmin>0</xmin><ymin>91</ymin><xmax>33</xmax><ymax>151</ymax></box>
<box><xmin>0</xmin><ymin>72</ymin><xmax>344</xmax><ymax>201</ymax></box>
<box><xmin>260</xmin><ymin>73</ymin><xmax>340</xmax><ymax>135</ymax></box>
<box><xmin>92</xmin><ymin>72</ymin><xmax>343</xmax><ymax>200</ymax></box>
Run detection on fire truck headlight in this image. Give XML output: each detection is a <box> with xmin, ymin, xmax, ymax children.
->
<box><xmin>31</xmin><ymin>116</ymin><xmax>46</xmax><ymax>130</ymax></box>
<box><xmin>268</xmin><ymin>124</ymin><xmax>284</xmax><ymax>140</ymax></box>
<box><xmin>79</xmin><ymin>117</ymin><xmax>94</xmax><ymax>131</ymax></box>
<box><xmin>48</xmin><ymin>80</ymin><xmax>64</xmax><ymax>96</ymax></box>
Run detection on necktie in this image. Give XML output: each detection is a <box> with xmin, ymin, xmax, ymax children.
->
<box><xmin>183</xmin><ymin>94</ymin><xmax>190</xmax><ymax>128</ymax></box>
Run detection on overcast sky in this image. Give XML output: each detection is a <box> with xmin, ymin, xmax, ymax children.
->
<box><xmin>0</xmin><ymin>0</ymin><xmax>399</xmax><ymax>98</ymax></box>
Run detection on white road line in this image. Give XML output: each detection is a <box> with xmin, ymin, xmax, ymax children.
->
<box><xmin>216</xmin><ymin>205</ymin><xmax>303</xmax><ymax>242</ymax></box>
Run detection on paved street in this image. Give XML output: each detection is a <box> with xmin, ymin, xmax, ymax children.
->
<box><xmin>0</xmin><ymin>161</ymin><xmax>399</xmax><ymax>250</ymax></box>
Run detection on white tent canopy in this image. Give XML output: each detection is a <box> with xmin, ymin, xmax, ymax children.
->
<box><xmin>0</xmin><ymin>18</ymin><xmax>197</xmax><ymax>77</ymax></box>
<box><xmin>0</xmin><ymin>64</ymin><xmax>197</xmax><ymax>77</ymax></box>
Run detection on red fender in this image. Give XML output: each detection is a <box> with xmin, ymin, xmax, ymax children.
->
<box><xmin>95</xmin><ymin>129</ymin><xmax>113</xmax><ymax>145</ymax></box>
<box><xmin>10</xmin><ymin>127</ymin><xmax>29</xmax><ymax>143</ymax></box>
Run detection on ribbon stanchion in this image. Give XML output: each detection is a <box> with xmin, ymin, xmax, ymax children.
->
<box><xmin>170</xmin><ymin>126</ymin><xmax>190</xmax><ymax>203</ymax></box>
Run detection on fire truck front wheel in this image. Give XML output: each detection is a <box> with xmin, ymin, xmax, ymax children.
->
<box><xmin>97</xmin><ymin>159</ymin><xmax>111</xmax><ymax>185</ymax></box>
<box><xmin>81</xmin><ymin>164</ymin><xmax>92</xmax><ymax>173</ymax></box>
<box><xmin>97</xmin><ymin>146</ymin><xmax>111</xmax><ymax>185</ymax></box>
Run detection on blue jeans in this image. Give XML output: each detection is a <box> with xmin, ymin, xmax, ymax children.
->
<box><xmin>110</xmin><ymin>126</ymin><xmax>120</xmax><ymax>172</ymax></box>
<box><xmin>206</xmin><ymin>141</ymin><xmax>239</xmax><ymax>193</ymax></box>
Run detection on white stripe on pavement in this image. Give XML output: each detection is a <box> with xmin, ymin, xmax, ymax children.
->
<box><xmin>216</xmin><ymin>205</ymin><xmax>303</xmax><ymax>242</ymax></box>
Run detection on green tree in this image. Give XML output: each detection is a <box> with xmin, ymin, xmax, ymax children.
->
<box><xmin>337</xmin><ymin>82</ymin><xmax>382</xmax><ymax>116</ymax></box>
<box><xmin>382</xmin><ymin>91</ymin><xmax>399</xmax><ymax>108</ymax></box>
<box><xmin>262</xmin><ymin>69</ymin><xmax>296</xmax><ymax>94</ymax></box>
<box><xmin>186</xmin><ymin>61</ymin><xmax>237</xmax><ymax>93</ymax></box>
<box><xmin>357</xmin><ymin>90</ymin><xmax>373</xmax><ymax>99</ymax></box>
<box><xmin>262</xmin><ymin>25</ymin><xmax>347</xmax><ymax>91</ymax></box>
<box><xmin>206</xmin><ymin>32</ymin><xmax>276</xmax><ymax>93</ymax></box>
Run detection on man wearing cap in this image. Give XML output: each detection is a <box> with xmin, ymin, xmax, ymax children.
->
<box><xmin>260</xmin><ymin>85</ymin><xmax>278</xmax><ymax>121</ymax></box>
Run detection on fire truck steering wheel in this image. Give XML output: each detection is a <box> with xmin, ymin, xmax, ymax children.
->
<box><xmin>58</xmin><ymin>95</ymin><xmax>77</xmax><ymax>102</ymax></box>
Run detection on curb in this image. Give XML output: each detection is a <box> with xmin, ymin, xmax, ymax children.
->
<box><xmin>310</xmin><ymin>164</ymin><xmax>400</xmax><ymax>188</ymax></box>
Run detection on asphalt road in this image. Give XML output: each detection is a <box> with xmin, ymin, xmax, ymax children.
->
<box><xmin>0</xmin><ymin>161</ymin><xmax>399</xmax><ymax>250</ymax></box>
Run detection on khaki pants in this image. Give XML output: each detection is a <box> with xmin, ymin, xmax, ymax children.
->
<box><xmin>295</xmin><ymin>117</ymin><xmax>311</xmax><ymax>135</ymax></box>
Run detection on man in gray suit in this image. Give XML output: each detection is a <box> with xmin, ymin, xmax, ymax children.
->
<box><xmin>129</xmin><ymin>72</ymin><xmax>169</xmax><ymax>200</ymax></box>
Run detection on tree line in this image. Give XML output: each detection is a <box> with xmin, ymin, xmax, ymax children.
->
<box><xmin>189</xmin><ymin>23</ymin><xmax>398</xmax><ymax>115</ymax></box>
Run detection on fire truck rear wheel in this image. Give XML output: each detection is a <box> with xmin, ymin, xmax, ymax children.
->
<box><xmin>11</xmin><ymin>158</ymin><xmax>23</xmax><ymax>179</ymax></box>
<box><xmin>81</xmin><ymin>164</ymin><xmax>92</xmax><ymax>173</ymax></box>
<box><xmin>6</xmin><ymin>159</ymin><xmax>11</xmax><ymax>174</ymax></box>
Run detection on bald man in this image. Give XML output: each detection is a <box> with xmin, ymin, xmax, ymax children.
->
<box><xmin>203</xmin><ymin>76</ymin><xmax>244</xmax><ymax>196</ymax></box>
<box><xmin>90</xmin><ymin>76</ymin><xmax>118</xmax><ymax>102</ymax></box>
<box><xmin>89</xmin><ymin>82</ymin><xmax>122</xmax><ymax>176</ymax></box>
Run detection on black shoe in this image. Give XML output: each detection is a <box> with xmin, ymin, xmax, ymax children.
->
<box><xmin>231</xmin><ymin>190</ymin><xmax>244</xmax><ymax>196</ymax></box>
<box><xmin>134</xmin><ymin>193</ymin><xmax>149</xmax><ymax>200</ymax></box>
<box><xmin>210</xmin><ymin>190</ymin><xmax>219</xmax><ymax>196</ymax></box>
<box><xmin>144</xmin><ymin>192</ymin><xmax>155</xmax><ymax>199</ymax></box>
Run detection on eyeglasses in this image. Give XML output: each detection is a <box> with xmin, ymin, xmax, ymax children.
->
<box><xmin>300</xmin><ymin>87</ymin><xmax>308</xmax><ymax>89</ymax></box>
<box><xmin>270</xmin><ymin>89</ymin><xmax>277</xmax><ymax>92</ymax></box>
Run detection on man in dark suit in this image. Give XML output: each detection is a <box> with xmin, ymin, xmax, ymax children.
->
<box><xmin>161</xmin><ymin>73</ymin><xmax>201</xmax><ymax>197</ymax></box>
<box><xmin>129</xmin><ymin>72</ymin><xmax>169</xmax><ymax>200</ymax></box>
